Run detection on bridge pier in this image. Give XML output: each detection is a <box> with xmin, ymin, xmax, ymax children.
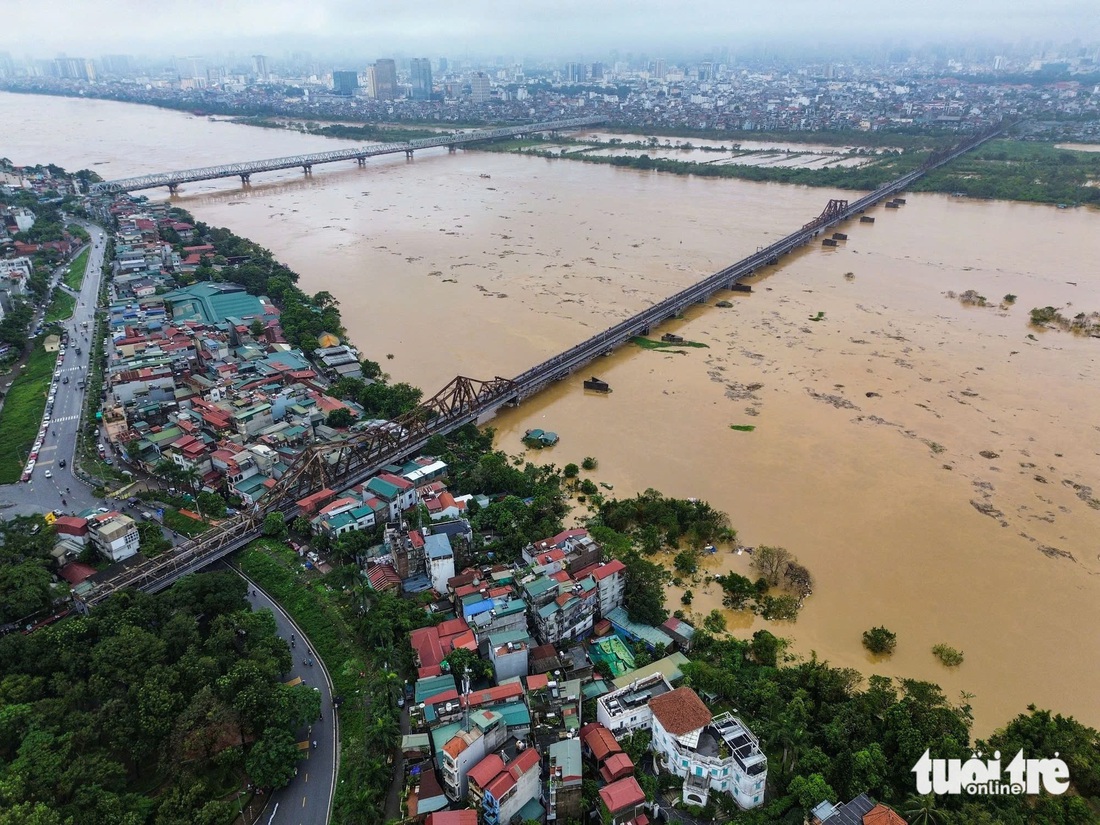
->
<box><xmin>302</xmin><ymin>164</ymin><xmax>312</xmax><ymax>175</ymax></box>
<box><xmin>356</xmin><ymin>157</ymin><xmax>366</xmax><ymax>167</ymax></box>
<box><xmin>448</xmin><ymin>145</ymin><xmax>456</xmax><ymax>154</ymax></box>
<box><xmin>167</xmin><ymin>183</ymin><xmax>179</xmax><ymax>196</ymax></box>
<box><xmin>405</xmin><ymin>150</ymin><xmax>414</xmax><ymax>159</ymax></box>
<box><xmin>240</xmin><ymin>173</ymin><xmax>251</xmax><ymax>185</ymax></box>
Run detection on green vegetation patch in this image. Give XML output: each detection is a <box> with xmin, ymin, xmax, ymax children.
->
<box><xmin>162</xmin><ymin>507</ymin><xmax>209</xmax><ymax>537</ymax></box>
<box><xmin>932</xmin><ymin>643</ymin><xmax>965</xmax><ymax>667</ymax></box>
<box><xmin>63</xmin><ymin>247</ymin><xmax>89</xmax><ymax>290</ymax></box>
<box><xmin>43</xmin><ymin>290</ymin><xmax>75</xmax><ymax>323</ymax></box>
<box><xmin>729</xmin><ymin>424</ymin><xmax>757</xmax><ymax>432</ymax></box>
<box><xmin>237</xmin><ymin>540</ymin><xmax>407</xmax><ymax>822</ymax></box>
<box><xmin>1029</xmin><ymin>305</ymin><xmax>1100</xmax><ymax>336</ymax></box>
<box><xmin>631</xmin><ymin>336</ymin><xmax>709</xmax><ymax>350</ymax></box>
<box><xmin>0</xmin><ymin>342</ymin><xmax>57</xmax><ymax>482</ymax></box>
<box><xmin>913</xmin><ymin>139</ymin><xmax>1100</xmax><ymax>205</ymax></box>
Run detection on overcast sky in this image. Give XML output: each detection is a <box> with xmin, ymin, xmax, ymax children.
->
<box><xmin>5</xmin><ymin>0</ymin><xmax>1099</xmax><ymax>61</ymax></box>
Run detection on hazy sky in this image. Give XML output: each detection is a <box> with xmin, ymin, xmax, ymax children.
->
<box><xmin>6</xmin><ymin>0</ymin><xmax>1099</xmax><ymax>60</ymax></box>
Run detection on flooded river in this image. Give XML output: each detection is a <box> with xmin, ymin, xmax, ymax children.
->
<box><xmin>4</xmin><ymin>92</ymin><xmax>1098</xmax><ymax>735</ymax></box>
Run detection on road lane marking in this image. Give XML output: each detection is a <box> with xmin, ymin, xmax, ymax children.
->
<box><xmin>302</xmin><ymin>797</ymin><xmax>307</xmax><ymax>808</ymax></box>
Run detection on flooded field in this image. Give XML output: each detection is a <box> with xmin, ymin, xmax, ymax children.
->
<box><xmin>5</xmin><ymin>92</ymin><xmax>1099</xmax><ymax>734</ymax></box>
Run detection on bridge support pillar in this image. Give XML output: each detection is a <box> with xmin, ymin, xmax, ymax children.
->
<box><xmin>167</xmin><ymin>183</ymin><xmax>179</xmax><ymax>196</ymax></box>
<box><xmin>405</xmin><ymin>150</ymin><xmax>414</xmax><ymax>159</ymax></box>
<box><xmin>240</xmin><ymin>173</ymin><xmax>251</xmax><ymax>185</ymax></box>
<box><xmin>356</xmin><ymin>157</ymin><xmax>365</xmax><ymax>166</ymax></box>
<box><xmin>302</xmin><ymin>165</ymin><xmax>312</xmax><ymax>175</ymax></box>
<box><xmin>448</xmin><ymin>145</ymin><xmax>456</xmax><ymax>154</ymax></box>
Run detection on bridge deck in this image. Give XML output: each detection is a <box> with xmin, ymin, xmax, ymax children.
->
<box><xmin>78</xmin><ymin>122</ymin><xmax>1008</xmax><ymax>609</ymax></box>
<box><xmin>90</xmin><ymin>116</ymin><xmax>605</xmax><ymax>194</ymax></box>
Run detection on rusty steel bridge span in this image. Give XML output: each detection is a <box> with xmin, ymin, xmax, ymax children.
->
<box><xmin>77</xmin><ymin>121</ymin><xmax>1008</xmax><ymax>610</ymax></box>
<box><xmin>88</xmin><ymin>116</ymin><xmax>605</xmax><ymax>195</ymax></box>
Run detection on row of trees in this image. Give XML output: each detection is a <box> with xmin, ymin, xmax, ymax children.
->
<box><xmin>0</xmin><ymin>571</ymin><xmax>320</xmax><ymax>824</ymax></box>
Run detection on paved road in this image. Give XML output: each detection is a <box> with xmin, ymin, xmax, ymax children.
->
<box><xmin>237</xmin><ymin>566</ymin><xmax>338</xmax><ymax>825</ymax></box>
<box><xmin>0</xmin><ymin>222</ymin><xmax>107</xmax><ymax>517</ymax></box>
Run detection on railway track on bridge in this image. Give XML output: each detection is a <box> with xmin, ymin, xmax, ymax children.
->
<box><xmin>77</xmin><ymin>121</ymin><xmax>1009</xmax><ymax>610</ymax></box>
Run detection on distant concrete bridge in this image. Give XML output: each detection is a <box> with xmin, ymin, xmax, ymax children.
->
<box><xmin>89</xmin><ymin>116</ymin><xmax>605</xmax><ymax>194</ymax></box>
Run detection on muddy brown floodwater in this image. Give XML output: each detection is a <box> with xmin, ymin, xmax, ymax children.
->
<box><xmin>4</xmin><ymin>92</ymin><xmax>1098</xmax><ymax>735</ymax></box>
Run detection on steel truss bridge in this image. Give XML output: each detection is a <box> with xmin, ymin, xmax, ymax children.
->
<box><xmin>88</xmin><ymin>116</ymin><xmax>605</xmax><ymax>194</ymax></box>
<box><xmin>78</xmin><ymin>121</ymin><xmax>1009</xmax><ymax>609</ymax></box>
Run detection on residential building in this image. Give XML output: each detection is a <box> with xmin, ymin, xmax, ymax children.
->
<box><xmin>410</xmin><ymin>58</ymin><xmax>433</xmax><ymax>100</ymax></box>
<box><xmin>648</xmin><ymin>687</ymin><xmax>767</xmax><ymax>809</ymax></box>
<box><xmin>87</xmin><ymin>512</ymin><xmax>141</xmax><ymax>563</ymax></box>
<box><xmin>425</xmin><ymin>811</ymin><xmax>478</xmax><ymax>825</ymax></box>
<box><xmin>440</xmin><ymin>708</ymin><xmax>508</xmax><ymax>801</ymax></box>
<box><xmin>467</xmin><ymin>746</ymin><xmax>541</xmax><ymax>825</ymax></box>
<box><xmin>598</xmin><ymin>776</ymin><xmax>646</xmax><ymax>825</ymax></box>
<box><xmin>366</xmin><ymin>472</ymin><xmax>417</xmax><ymax>520</ymax></box>
<box><xmin>371</xmin><ymin>58</ymin><xmax>397</xmax><ymax>100</ymax></box>
<box><xmin>811</xmin><ymin>793</ymin><xmax>908</xmax><ymax>825</ymax></box>
<box><xmin>410</xmin><ymin>617</ymin><xmax>477</xmax><ymax>674</ymax></box>
<box><xmin>470</xmin><ymin>72</ymin><xmax>491</xmax><ymax>103</ymax></box>
<box><xmin>333</xmin><ymin>70</ymin><xmax>359</xmax><ymax>95</ymax></box>
<box><xmin>547</xmin><ymin>738</ymin><xmax>583</xmax><ymax>823</ymax></box>
<box><xmin>487</xmin><ymin>630</ymin><xmax>529</xmax><ymax>683</ymax></box>
<box><xmin>596</xmin><ymin>672</ymin><xmax>671</xmax><ymax>735</ymax></box>
<box><xmin>592</xmin><ymin>559</ymin><xmax>626</xmax><ymax>616</ymax></box>
<box><xmin>426</xmin><ymin>532</ymin><xmax>455</xmax><ymax>595</ymax></box>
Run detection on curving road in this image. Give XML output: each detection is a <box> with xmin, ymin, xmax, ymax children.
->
<box><xmin>236</xmin><ymin>567</ymin><xmax>338</xmax><ymax>825</ymax></box>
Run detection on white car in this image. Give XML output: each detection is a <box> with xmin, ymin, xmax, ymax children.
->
<box><xmin>44</xmin><ymin>469</ymin><xmax>52</xmax><ymax>479</ymax></box>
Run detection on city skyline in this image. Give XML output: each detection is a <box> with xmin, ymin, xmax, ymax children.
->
<box><xmin>5</xmin><ymin>0</ymin><xmax>1100</xmax><ymax>59</ymax></box>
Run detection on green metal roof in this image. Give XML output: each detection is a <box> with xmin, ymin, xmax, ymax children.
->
<box><xmin>612</xmin><ymin>652</ymin><xmax>691</xmax><ymax>689</ymax></box>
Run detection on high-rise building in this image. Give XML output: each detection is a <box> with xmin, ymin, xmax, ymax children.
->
<box><xmin>653</xmin><ymin>58</ymin><xmax>667</xmax><ymax>79</ymax></box>
<box><xmin>470</xmin><ymin>71</ymin><xmax>491</xmax><ymax>103</ymax></box>
<box><xmin>370</xmin><ymin>58</ymin><xmax>397</xmax><ymax>100</ymax></box>
<box><xmin>101</xmin><ymin>54</ymin><xmax>132</xmax><ymax>76</ymax></box>
<box><xmin>332</xmin><ymin>70</ymin><xmax>359</xmax><ymax>96</ymax></box>
<box><xmin>589</xmin><ymin>62</ymin><xmax>604</xmax><ymax>81</ymax></box>
<box><xmin>409</xmin><ymin>58</ymin><xmax>432</xmax><ymax>100</ymax></box>
<box><xmin>175</xmin><ymin>55</ymin><xmax>205</xmax><ymax>81</ymax></box>
<box><xmin>438</xmin><ymin>57</ymin><xmax>448</xmax><ymax>73</ymax></box>
<box><xmin>251</xmin><ymin>54</ymin><xmax>269</xmax><ymax>80</ymax></box>
<box><xmin>564</xmin><ymin>62</ymin><xmax>583</xmax><ymax>82</ymax></box>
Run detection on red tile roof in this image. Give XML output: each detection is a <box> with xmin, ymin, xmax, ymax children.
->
<box><xmin>425</xmin><ymin>812</ymin><xmax>478</xmax><ymax>825</ymax></box>
<box><xmin>593</xmin><ymin>559</ymin><xmax>626</xmax><ymax>580</ymax></box>
<box><xmin>648</xmin><ymin>687</ymin><xmax>712</xmax><ymax>736</ymax></box>
<box><xmin>467</xmin><ymin>753</ymin><xmax>506</xmax><ymax>791</ymax></box>
<box><xmin>485</xmin><ymin>769</ymin><xmax>516</xmax><ymax>800</ymax></box>
<box><xmin>599</xmin><ymin>752</ymin><xmax>635</xmax><ymax>784</ymax></box>
<box><xmin>53</xmin><ymin>516</ymin><xmax>89</xmax><ymax>535</ymax></box>
<box><xmin>863</xmin><ymin>804</ymin><xmax>908</xmax><ymax>825</ymax></box>
<box><xmin>59</xmin><ymin>562</ymin><xmax>97</xmax><ymax>585</ymax></box>
<box><xmin>460</xmin><ymin>681</ymin><xmax>524</xmax><ymax>709</ymax></box>
<box><xmin>599</xmin><ymin>776</ymin><xmax>645</xmax><ymax>814</ymax></box>
<box><xmin>532</xmin><ymin>528</ymin><xmax>587</xmax><ymax>553</ymax></box>
<box><xmin>526</xmin><ymin>673</ymin><xmax>549</xmax><ymax>691</ymax></box>
<box><xmin>366</xmin><ymin>563</ymin><xmax>401</xmax><ymax>592</ymax></box>
<box><xmin>580</xmin><ymin>723</ymin><xmax>622</xmax><ymax>763</ymax></box>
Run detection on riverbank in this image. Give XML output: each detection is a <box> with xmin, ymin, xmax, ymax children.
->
<box><xmin>478</xmin><ymin>134</ymin><xmax>1100</xmax><ymax>206</ymax></box>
